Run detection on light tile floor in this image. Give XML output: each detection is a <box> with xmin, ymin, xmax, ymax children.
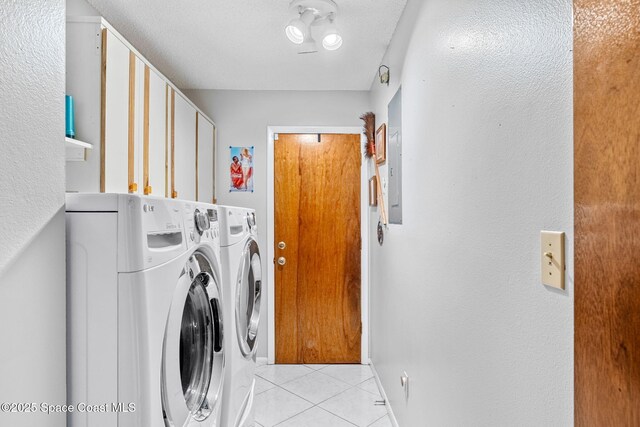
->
<box><xmin>252</xmin><ymin>362</ymin><xmax>392</xmax><ymax>427</ymax></box>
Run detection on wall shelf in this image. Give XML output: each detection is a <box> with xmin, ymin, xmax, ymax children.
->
<box><xmin>65</xmin><ymin>137</ymin><xmax>93</xmax><ymax>149</ymax></box>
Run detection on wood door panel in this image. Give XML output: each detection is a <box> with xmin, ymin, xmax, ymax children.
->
<box><xmin>274</xmin><ymin>135</ymin><xmax>303</xmax><ymax>363</ymax></box>
<box><xmin>574</xmin><ymin>0</ymin><xmax>640</xmax><ymax>424</ymax></box>
<box><xmin>275</xmin><ymin>134</ymin><xmax>361</xmax><ymax>364</ymax></box>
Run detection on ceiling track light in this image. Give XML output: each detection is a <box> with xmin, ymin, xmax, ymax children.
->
<box><xmin>285</xmin><ymin>0</ymin><xmax>343</xmax><ymax>53</ymax></box>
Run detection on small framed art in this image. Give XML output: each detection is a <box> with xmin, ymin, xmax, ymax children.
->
<box><xmin>375</xmin><ymin>123</ymin><xmax>386</xmax><ymax>164</ymax></box>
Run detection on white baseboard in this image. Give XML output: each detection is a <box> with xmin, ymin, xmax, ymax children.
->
<box><xmin>369</xmin><ymin>359</ymin><xmax>400</xmax><ymax>427</ymax></box>
<box><xmin>256</xmin><ymin>356</ymin><xmax>268</xmax><ymax>366</ymax></box>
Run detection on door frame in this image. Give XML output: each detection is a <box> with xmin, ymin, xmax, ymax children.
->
<box><xmin>266</xmin><ymin>126</ymin><xmax>369</xmax><ymax>364</ymax></box>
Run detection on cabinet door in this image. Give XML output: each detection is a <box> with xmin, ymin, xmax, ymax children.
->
<box><xmin>172</xmin><ymin>92</ymin><xmax>196</xmax><ymax>201</ymax></box>
<box><xmin>102</xmin><ymin>28</ymin><xmax>134</xmax><ymax>193</ymax></box>
<box><xmin>166</xmin><ymin>85</ymin><xmax>172</xmax><ymax>198</ymax></box>
<box><xmin>197</xmin><ymin>114</ymin><xmax>215</xmax><ymax>203</ymax></box>
<box><xmin>142</xmin><ymin>66</ymin><xmax>167</xmax><ymax>196</ymax></box>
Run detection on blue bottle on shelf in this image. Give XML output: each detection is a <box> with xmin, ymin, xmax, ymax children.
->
<box><xmin>66</xmin><ymin>95</ymin><xmax>75</xmax><ymax>138</ymax></box>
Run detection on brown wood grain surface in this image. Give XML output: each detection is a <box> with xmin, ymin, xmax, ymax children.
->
<box><xmin>127</xmin><ymin>51</ymin><xmax>136</xmax><ymax>193</ymax></box>
<box><xmin>574</xmin><ymin>0</ymin><xmax>640</xmax><ymax>424</ymax></box>
<box><xmin>275</xmin><ymin>133</ymin><xmax>361</xmax><ymax>364</ymax></box>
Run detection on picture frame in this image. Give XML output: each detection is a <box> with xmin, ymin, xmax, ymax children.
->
<box><xmin>229</xmin><ymin>146</ymin><xmax>255</xmax><ymax>192</ymax></box>
<box><xmin>375</xmin><ymin>123</ymin><xmax>386</xmax><ymax>164</ymax></box>
<box><xmin>368</xmin><ymin>176</ymin><xmax>378</xmax><ymax>206</ymax></box>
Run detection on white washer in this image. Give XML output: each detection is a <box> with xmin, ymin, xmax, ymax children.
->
<box><xmin>218</xmin><ymin>206</ymin><xmax>262</xmax><ymax>427</ymax></box>
<box><xmin>66</xmin><ymin>194</ymin><xmax>225</xmax><ymax>427</ymax></box>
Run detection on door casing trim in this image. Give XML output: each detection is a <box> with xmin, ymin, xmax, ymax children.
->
<box><xmin>266</xmin><ymin>126</ymin><xmax>369</xmax><ymax>364</ymax></box>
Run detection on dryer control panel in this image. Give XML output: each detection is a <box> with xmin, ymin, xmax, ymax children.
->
<box><xmin>184</xmin><ymin>202</ymin><xmax>220</xmax><ymax>250</ymax></box>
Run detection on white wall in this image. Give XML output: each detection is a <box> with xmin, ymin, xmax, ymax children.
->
<box><xmin>66</xmin><ymin>0</ymin><xmax>99</xmax><ymax>16</ymax></box>
<box><xmin>368</xmin><ymin>0</ymin><xmax>574</xmax><ymax>425</ymax></box>
<box><xmin>183</xmin><ymin>89</ymin><xmax>371</xmax><ymax>357</ymax></box>
<box><xmin>0</xmin><ymin>1</ymin><xmax>66</xmax><ymax>426</ymax></box>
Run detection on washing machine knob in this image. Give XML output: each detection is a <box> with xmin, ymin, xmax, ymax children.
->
<box><xmin>194</xmin><ymin>209</ymin><xmax>210</xmax><ymax>235</ymax></box>
<box><xmin>247</xmin><ymin>212</ymin><xmax>256</xmax><ymax>229</ymax></box>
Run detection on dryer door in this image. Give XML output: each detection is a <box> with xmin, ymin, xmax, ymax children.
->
<box><xmin>162</xmin><ymin>251</ymin><xmax>225</xmax><ymax>425</ymax></box>
<box><xmin>236</xmin><ymin>238</ymin><xmax>262</xmax><ymax>358</ymax></box>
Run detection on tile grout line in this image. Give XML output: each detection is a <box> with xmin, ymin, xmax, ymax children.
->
<box><xmin>269</xmin><ymin>383</ymin><xmax>359</xmax><ymax>427</ymax></box>
<box><xmin>255</xmin><ymin>366</ymin><xmax>316</xmax><ymax>387</ymax></box>
<box><xmin>255</xmin><ymin>365</ymin><xmax>387</xmax><ymax>427</ymax></box>
<box><xmin>275</xmin><ymin>381</ymin><xmax>384</xmax><ymax>425</ymax></box>
<box><xmin>259</xmin><ymin>381</ymin><xmax>379</xmax><ymax>426</ymax></box>
<box><xmin>366</xmin><ymin>412</ymin><xmax>390</xmax><ymax>427</ymax></box>
<box><xmin>272</xmin><ymin>403</ymin><xmax>359</xmax><ymax>427</ymax></box>
<box><xmin>254</xmin><ymin>376</ymin><xmax>279</xmax><ymax>395</ymax></box>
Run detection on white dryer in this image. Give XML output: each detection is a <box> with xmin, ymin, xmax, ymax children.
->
<box><xmin>218</xmin><ymin>206</ymin><xmax>262</xmax><ymax>427</ymax></box>
<box><xmin>66</xmin><ymin>194</ymin><xmax>225</xmax><ymax>427</ymax></box>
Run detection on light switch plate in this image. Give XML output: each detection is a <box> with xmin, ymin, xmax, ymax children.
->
<box><xmin>541</xmin><ymin>231</ymin><xmax>565</xmax><ymax>289</ymax></box>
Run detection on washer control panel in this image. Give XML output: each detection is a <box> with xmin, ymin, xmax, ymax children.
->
<box><xmin>184</xmin><ymin>203</ymin><xmax>220</xmax><ymax>248</ymax></box>
<box><xmin>194</xmin><ymin>209</ymin><xmax>211</xmax><ymax>236</ymax></box>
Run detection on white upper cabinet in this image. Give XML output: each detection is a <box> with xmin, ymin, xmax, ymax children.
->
<box><xmin>66</xmin><ymin>18</ymin><xmax>215</xmax><ymax>202</ymax></box>
<box><xmin>102</xmin><ymin>28</ymin><xmax>133</xmax><ymax>193</ymax></box>
<box><xmin>197</xmin><ymin>114</ymin><xmax>215</xmax><ymax>203</ymax></box>
<box><xmin>142</xmin><ymin>66</ymin><xmax>168</xmax><ymax>197</ymax></box>
<box><xmin>172</xmin><ymin>92</ymin><xmax>196</xmax><ymax>202</ymax></box>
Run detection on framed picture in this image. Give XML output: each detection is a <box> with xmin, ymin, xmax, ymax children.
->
<box><xmin>229</xmin><ymin>146</ymin><xmax>254</xmax><ymax>192</ymax></box>
<box><xmin>375</xmin><ymin>123</ymin><xmax>386</xmax><ymax>164</ymax></box>
<box><xmin>368</xmin><ymin>176</ymin><xmax>378</xmax><ymax>206</ymax></box>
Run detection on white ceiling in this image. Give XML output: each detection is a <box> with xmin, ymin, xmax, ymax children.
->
<box><xmin>85</xmin><ymin>0</ymin><xmax>407</xmax><ymax>91</ymax></box>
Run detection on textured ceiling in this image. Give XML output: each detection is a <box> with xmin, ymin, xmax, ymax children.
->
<box><xmin>85</xmin><ymin>0</ymin><xmax>407</xmax><ymax>90</ymax></box>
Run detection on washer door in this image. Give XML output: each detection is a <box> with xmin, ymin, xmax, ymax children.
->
<box><xmin>162</xmin><ymin>252</ymin><xmax>225</xmax><ymax>426</ymax></box>
<box><xmin>236</xmin><ymin>238</ymin><xmax>262</xmax><ymax>358</ymax></box>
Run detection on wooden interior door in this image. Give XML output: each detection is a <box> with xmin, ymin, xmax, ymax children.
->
<box><xmin>574</xmin><ymin>0</ymin><xmax>640</xmax><ymax>424</ymax></box>
<box><xmin>275</xmin><ymin>133</ymin><xmax>361</xmax><ymax>364</ymax></box>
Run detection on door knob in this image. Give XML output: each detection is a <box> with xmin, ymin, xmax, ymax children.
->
<box><xmin>277</xmin><ymin>257</ymin><xmax>286</xmax><ymax>266</ymax></box>
<box><xmin>278</xmin><ymin>241</ymin><xmax>286</xmax><ymax>249</ymax></box>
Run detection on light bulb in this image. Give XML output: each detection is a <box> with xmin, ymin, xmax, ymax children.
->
<box><xmin>322</xmin><ymin>33</ymin><xmax>342</xmax><ymax>50</ymax></box>
<box><xmin>321</xmin><ymin>21</ymin><xmax>342</xmax><ymax>50</ymax></box>
<box><xmin>285</xmin><ymin>9</ymin><xmax>315</xmax><ymax>45</ymax></box>
<box><xmin>285</xmin><ymin>24</ymin><xmax>304</xmax><ymax>44</ymax></box>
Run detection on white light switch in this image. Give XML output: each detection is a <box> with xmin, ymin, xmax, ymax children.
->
<box><xmin>541</xmin><ymin>231</ymin><xmax>565</xmax><ymax>289</ymax></box>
